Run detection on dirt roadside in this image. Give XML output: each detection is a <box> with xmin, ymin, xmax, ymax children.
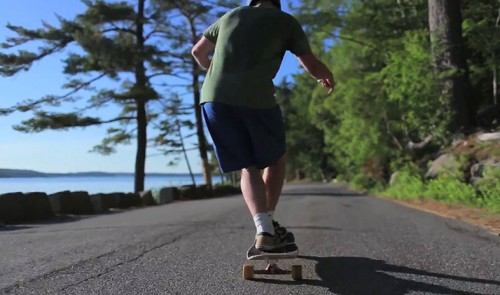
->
<box><xmin>382</xmin><ymin>198</ymin><xmax>500</xmax><ymax>236</ymax></box>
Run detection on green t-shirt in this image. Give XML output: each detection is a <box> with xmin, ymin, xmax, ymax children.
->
<box><xmin>201</xmin><ymin>6</ymin><xmax>312</xmax><ymax>109</ymax></box>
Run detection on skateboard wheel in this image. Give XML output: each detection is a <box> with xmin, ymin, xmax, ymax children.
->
<box><xmin>291</xmin><ymin>265</ymin><xmax>302</xmax><ymax>281</ymax></box>
<box><xmin>243</xmin><ymin>264</ymin><xmax>254</xmax><ymax>280</ymax></box>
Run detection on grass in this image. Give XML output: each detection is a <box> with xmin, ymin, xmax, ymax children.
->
<box><xmin>382</xmin><ymin>169</ymin><xmax>500</xmax><ymax>213</ymax></box>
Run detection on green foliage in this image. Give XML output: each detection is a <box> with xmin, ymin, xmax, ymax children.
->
<box><xmin>380</xmin><ymin>30</ymin><xmax>448</xmax><ymax>144</ymax></box>
<box><xmin>284</xmin><ymin>0</ymin><xmax>500</xmax><ymax>212</ymax></box>
<box><xmin>289</xmin><ymin>0</ymin><xmax>433</xmax><ymax>186</ymax></box>
<box><xmin>13</xmin><ymin>112</ymin><xmax>102</xmax><ymax>132</ymax></box>
<box><xmin>462</xmin><ymin>0</ymin><xmax>500</xmax><ymax>106</ymax></box>
<box><xmin>383</xmin><ymin>168</ymin><xmax>500</xmax><ymax>212</ymax></box>
<box><xmin>475</xmin><ymin>166</ymin><xmax>500</xmax><ymax>211</ymax></box>
<box><xmin>423</xmin><ymin>174</ymin><xmax>479</xmax><ymax>205</ymax></box>
<box><xmin>92</xmin><ymin>127</ymin><xmax>133</xmax><ymax>155</ymax></box>
<box><xmin>384</xmin><ymin>167</ymin><xmax>426</xmax><ymax>200</ymax></box>
<box><xmin>277</xmin><ymin>78</ymin><xmax>332</xmax><ymax>182</ymax></box>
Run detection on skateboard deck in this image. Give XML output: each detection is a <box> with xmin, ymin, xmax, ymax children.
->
<box><xmin>246</xmin><ymin>243</ymin><xmax>299</xmax><ymax>260</ymax></box>
<box><xmin>243</xmin><ymin>244</ymin><xmax>302</xmax><ymax>280</ymax></box>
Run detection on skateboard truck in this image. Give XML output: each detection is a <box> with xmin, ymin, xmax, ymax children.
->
<box><xmin>244</xmin><ymin>243</ymin><xmax>301</xmax><ymax>280</ymax></box>
<box><xmin>243</xmin><ymin>259</ymin><xmax>302</xmax><ymax>280</ymax></box>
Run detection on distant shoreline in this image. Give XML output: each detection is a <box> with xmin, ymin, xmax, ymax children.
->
<box><xmin>0</xmin><ymin>168</ymin><xmax>201</xmax><ymax>178</ymax></box>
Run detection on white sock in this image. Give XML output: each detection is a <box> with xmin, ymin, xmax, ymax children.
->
<box><xmin>253</xmin><ymin>213</ymin><xmax>275</xmax><ymax>236</ymax></box>
<box><xmin>268</xmin><ymin>211</ymin><xmax>275</xmax><ymax>220</ymax></box>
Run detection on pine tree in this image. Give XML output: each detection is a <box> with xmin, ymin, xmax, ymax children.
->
<box><xmin>0</xmin><ymin>0</ymin><xmax>242</xmax><ymax>192</ymax></box>
<box><xmin>462</xmin><ymin>0</ymin><xmax>500</xmax><ymax>108</ymax></box>
<box><xmin>0</xmin><ymin>0</ymin><xmax>174</xmax><ymax>192</ymax></box>
<box><xmin>428</xmin><ymin>0</ymin><xmax>474</xmax><ymax>131</ymax></box>
<box><xmin>149</xmin><ymin>0</ymin><xmax>240</xmax><ymax>189</ymax></box>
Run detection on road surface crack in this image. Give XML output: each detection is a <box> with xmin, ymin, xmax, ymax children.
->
<box><xmin>58</xmin><ymin>235</ymin><xmax>182</xmax><ymax>292</ymax></box>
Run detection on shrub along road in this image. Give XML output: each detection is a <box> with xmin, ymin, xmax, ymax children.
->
<box><xmin>0</xmin><ymin>184</ymin><xmax>498</xmax><ymax>294</ymax></box>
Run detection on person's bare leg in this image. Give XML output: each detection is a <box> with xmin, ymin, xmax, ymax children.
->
<box><xmin>241</xmin><ymin>166</ymin><xmax>268</xmax><ymax>216</ymax></box>
<box><xmin>263</xmin><ymin>154</ymin><xmax>286</xmax><ymax>212</ymax></box>
<box><xmin>241</xmin><ymin>166</ymin><xmax>276</xmax><ymax>238</ymax></box>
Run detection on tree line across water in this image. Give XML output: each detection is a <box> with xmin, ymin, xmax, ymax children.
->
<box><xmin>1</xmin><ymin>1</ymin><xmax>499</xmax><ymax>211</ymax></box>
<box><xmin>1</xmin><ymin>0</ymin><xmax>243</xmax><ymax>192</ymax></box>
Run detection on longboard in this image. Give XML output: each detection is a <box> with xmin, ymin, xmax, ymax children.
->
<box><xmin>243</xmin><ymin>243</ymin><xmax>302</xmax><ymax>280</ymax></box>
<box><xmin>247</xmin><ymin>243</ymin><xmax>299</xmax><ymax>260</ymax></box>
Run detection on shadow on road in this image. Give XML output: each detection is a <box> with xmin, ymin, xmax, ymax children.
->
<box><xmin>281</xmin><ymin>192</ymin><xmax>365</xmax><ymax>198</ymax></box>
<box><xmin>287</xmin><ymin>225</ymin><xmax>343</xmax><ymax>232</ymax></box>
<box><xmin>0</xmin><ymin>212</ymin><xmax>121</xmax><ymax>232</ymax></box>
<box><xmin>252</xmin><ymin>256</ymin><xmax>499</xmax><ymax>295</ymax></box>
<box><xmin>281</xmin><ymin>183</ymin><xmax>365</xmax><ymax>198</ymax></box>
<box><xmin>0</xmin><ymin>225</ymin><xmax>33</xmax><ymax>232</ymax></box>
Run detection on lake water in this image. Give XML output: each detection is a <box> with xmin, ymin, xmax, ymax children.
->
<box><xmin>0</xmin><ymin>175</ymin><xmax>213</xmax><ymax>194</ymax></box>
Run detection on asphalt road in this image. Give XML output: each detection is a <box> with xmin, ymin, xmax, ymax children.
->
<box><xmin>0</xmin><ymin>183</ymin><xmax>499</xmax><ymax>295</ymax></box>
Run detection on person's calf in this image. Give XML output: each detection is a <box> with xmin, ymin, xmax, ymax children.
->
<box><xmin>263</xmin><ymin>154</ymin><xmax>286</xmax><ymax>211</ymax></box>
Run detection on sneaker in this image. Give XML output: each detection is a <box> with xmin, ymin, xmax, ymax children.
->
<box><xmin>273</xmin><ymin>220</ymin><xmax>295</xmax><ymax>245</ymax></box>
<box><xmin>255</xmin><ymin>232</ymin><xmax>288</xmax><ymax>251</ymax></box>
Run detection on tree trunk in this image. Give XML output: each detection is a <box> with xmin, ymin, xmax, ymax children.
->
<box><xmin>135</xmin><ymin>99</ymin><xmax>147</xmax><ymax>193</ymax></box>
<box><xmin>193</xmin><ymin>62</ymin><xmax>212</xmax><ymax>188</ymax></box>
<box><xmin>494</xmin><ymin>53</ymin><xmax>498</xmax><ymax>105</ymax></box>
<box><xmin>134</xmin><ymin>0</ymin><xmax>147</xmax><ymax>193</ymax></box>
<box><xmin>177</xmin><ymin>120</ymin><xmax>196</xmax><ymax>186</ymax></box>
<box><xmin>494</xmin><ymin>0</ymin><xmax>500</xmax><ymax>105</ymax></box>
<box><xmin>189</xmin><ymin>19</ymin><xmax>212</xmax><ymax>189</ymax></box>
<box><xmin>428</xmin><ymin>0</ymin><xmax>474</xmax><ymax>131</ymax></box>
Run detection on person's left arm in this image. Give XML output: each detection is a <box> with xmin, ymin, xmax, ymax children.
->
<box><xmin>191</xmin><ymin>36</ymin><xmax>215</xmax><ymax>70</ymax></box>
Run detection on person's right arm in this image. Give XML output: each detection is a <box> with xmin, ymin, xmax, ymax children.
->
<box><xmin>297</xmin><ymin>53</ymin><xmax>335</xmax><ymax>94</ymax></box>
<box><xmin>287</xmin><ymin>16</ymin><xmax>335</xmax><ymax>95</ymax></box>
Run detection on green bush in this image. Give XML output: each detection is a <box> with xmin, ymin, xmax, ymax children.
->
<box><xmin>423</xmin><ymin>174</ymin><xmax>479</xmax><ymax>206</ymax></box>
<box><xmin>382</xmin><ymin>167</ymin><xmax>500</xmax><ymax>212</ymax></box>
<box><xmin>350</xmin><ymin>173</ymin><xmax>384</xmax><ymax>192</ymax></box>
<box><xmin>384</xmin><ymin>170</ymin><xmax>425</xmax><ymax>200</ymax></box>
<box><xmin>476</xmin><ymin>166</ymin><xmax>500</xmax><ymax>211</ymax></box>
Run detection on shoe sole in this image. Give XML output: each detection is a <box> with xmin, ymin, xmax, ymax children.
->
<box><xmin>247</xmin><ymin>244</ymin><xmax>299</xmax><ymax>260</ymax></box>
<box><xmin>256</xmin><ymin>243</ymin><xmax>288</xmax><ymax>251</ymax></box>
<box><xmin>247</xmin><ymin>249</ymin><xmax>299</xmax><ymax>260</ymax></box>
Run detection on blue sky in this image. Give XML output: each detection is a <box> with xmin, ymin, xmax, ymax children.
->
<box><xmin>0</xmin><ymin>0</ymin><xmax>304</xmax><ymax>174</ymax></box>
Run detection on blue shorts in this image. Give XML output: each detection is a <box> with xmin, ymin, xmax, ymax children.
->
<box><xmin>202</xmin><ymin>103</ymin><xmax>286</xmax><ymax>173</ymax></box>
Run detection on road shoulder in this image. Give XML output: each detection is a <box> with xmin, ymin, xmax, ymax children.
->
<box><xmin>380</xmin><ymin>197</ymin><xmax>500</xmax><ymax>236</ymax></box>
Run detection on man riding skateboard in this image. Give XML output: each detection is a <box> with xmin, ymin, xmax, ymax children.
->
<box><xmin>191</xmin><ymin>0</ymin><xmax>334</xmax><ymax>253</ymax></box>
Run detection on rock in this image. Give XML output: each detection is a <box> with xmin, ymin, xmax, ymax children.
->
<box><xmin>425</xmin><ymin>153</ymin><xmax>461</xmax><ymax>178</ymax></box>
<box><xmin>99</xmin><ymin>193</ymin><xmax>119</xmax><ymax>209</ymax></box>
<box><xmin>470</xmin><ymin>157</ymin><xmax>500</xmax><ymax>179</ymax></box>
<box><xmin>110</xmin><ymin>193</ymin><xmax>129</xmax><ymax>209</ymax></box>
<box><xmin>470</xmin><ymin>163</ymin><xmax>483</xmax><ymax>178</ymax></box>
<box><xmin>196</xmin><ymin>184</ymin><xmax>213</xmax><ymax>199</ymax></box>
<box><xmin>90</xmin><ymin>194</ymin><xmax>110</xmax><ymax>213</ymax></box>
<box><xmin>159</xmin><ymin>187</ymin><xmax>179</xmax><ymax>204</ymax></box>
<box><xmin>128</xmin><ymin>193</ymin><xmax>143</xmax><ymax>207</ymax></box>
<box><xmin>0</xmin><ymin>192</ymin><xmax>54</xmax><ymax>223</ymax></box>
<box><xmin>477</xmin><ymin>132</ymin><xmax>500</xmax><ymax>142</ymax></box>
<box><xmin>213</xmin><ymin>185</ymin><xmax>241</xmax><ymax>197</ymax></box>
<box><xmin>71</xmin><ymin>191</ymin><xmax>94</xmax><ymax>214</ymax></box>
<box><xmin>451</xmin><ymin>135</ymin><xmax>466</xmax><ymax>148</ymax></box>
<box><xmin>486</xmin><ymin>157</ymin><xmax>500</xmax><ymax>166</ymax></box>
<box><xmin>49</xmin><ymin>191</ymin><xmax>74</xmax><ymax>214</ymax></box>
<box><xmin>179</xmin><ymin>185</ymin><xmax>197</xmax><ymax>200</ymax></box>
<box><xmin>0</xmin><ymin>192</ymin><xmax>24</xmax><ymax>223</ymax></box>
<box><xmin>140</xmin><ymin>190</ymin><xmax>157</xmax><ymax>206</ymax></box>
<box><xmin>23</xmin><ymin>192</ymin><xmax>55</xmax><ymax>221</ymax></box>
<box><xmin>389</xmin><ymin>172</ymin><xmax>401</xmax><ymax>186</ymax></box>
<box><xmin>151</xmin><ymin>190</ymin><xmax>160</xmax><ymax>204</ymax></box>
